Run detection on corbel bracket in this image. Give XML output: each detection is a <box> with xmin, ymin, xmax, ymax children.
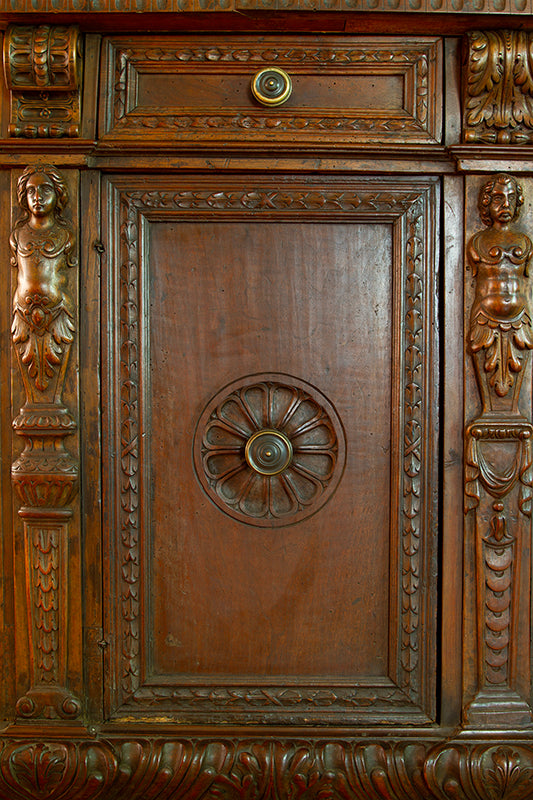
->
<box><xmin>3</xmin><ymin>25</ymin><xmax>81</xmax><ymax>138</ymax></box>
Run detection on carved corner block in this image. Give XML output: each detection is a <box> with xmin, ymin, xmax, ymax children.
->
<box><xmin>3</xmin><ymin>26</ymin><xmax>81</xmax><ymax>138</ymax></box>
<box><xmin>10</xmin><ymin>165</ymin><xmax>81</xmax><ymax>723</ymax></box>
<box><xmin>464</xmin><ymin>173</ymin><xmax>533</xmax><ymax>728</ymax></box>
<box><xmin>464</xmin><ymin>31</ymin><xmax>533</xmax><ymax>144</ymax></box>
<box><xmin>426</xmin><ymin>742</ymin><xmax>533</xmax><ymax>799</ymax></box>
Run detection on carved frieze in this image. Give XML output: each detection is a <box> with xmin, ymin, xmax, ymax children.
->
<box><xmin>3</xmin><ymin>25</ymin><xmax>81</xmax><ymax>138</ymax></box>
<box><xmin>10</xmin><ymin>165</ymin><xmax>80</xmax><ymax>721</ymax></box>
<box><xmin>0</xmin><ymin>737</ymin><xmax>435</xmax><ymax>800</ymax></box>
<box><xmin>464</xmin><ymin>173</ymin><xmax>533</xmax><ymax>727</ymax></box>
<box><xmin>0</xmin><ymin>737</ymin><xmax>532</xmax><ymax>800</ymax></box>
<box><xmin>0</xmin><ymin>0</ymin><xmax>530</xmax><ymax>11</ymax></box>
<box><xmin>464</xmin><ymin>31</ymin><xmax>533</xmax><ymax>144</ymax></box>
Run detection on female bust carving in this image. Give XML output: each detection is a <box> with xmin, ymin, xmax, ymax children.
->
<box><xmin>11</xmin><ymin>165</ymin><xmax>76</xmax><ymax>395</ymax></box>
<box><xmin>468</xmin><ymin>173</ymin><xmax>533</xmax><ymax>402</ymax></box>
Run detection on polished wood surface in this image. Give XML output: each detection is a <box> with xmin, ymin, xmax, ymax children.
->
<box><xmin>0</xmin><ymin>14</ymin><xmax>532</xmax><ymax>800</ymax></box>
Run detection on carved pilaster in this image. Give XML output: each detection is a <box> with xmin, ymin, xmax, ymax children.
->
<box><xmin>3</xmin><ymin>26</ymin><xmax>81</xmax><ymax>138</ymax></box>
<box><xmin>464</xmin><ymin>173</ymin><xmax>533</xmax><ymax>728</ymax></box>
<box><xmin>464</xmin><ymin>31</ymin><xmax>533</xmax><ymax>144</ymax></box>
<box><xmin>10</xmin><ymin>165</ymin><xmax>81</xmax><ymax>722</ymax></box>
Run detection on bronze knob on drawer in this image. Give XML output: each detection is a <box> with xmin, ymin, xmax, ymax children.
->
<box><xmin>245</xmin><ymin>429</ymin><xmax>293</xmax><ymax>475</ymax></box>
<box><xmin>251</xmin><ymin>68</ymin><xmax>292</xmax><ymax>107</ymax></box>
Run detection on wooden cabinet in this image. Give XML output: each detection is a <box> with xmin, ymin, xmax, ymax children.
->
<box><xmin>1</xmin><ymin>15</ymin><xmax>533</xmax><ymax>800</ymax></box>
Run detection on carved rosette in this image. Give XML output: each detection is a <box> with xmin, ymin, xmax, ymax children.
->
<box><xmin>464</xmin><ymin>30</ymin><xmax>533</xmax><ymax>144</ymax></box>
<box><xmin>194</xmin><ymin>375</ymin><xmax>345</xmax><ymax>527</ymax></box>
<box><xmin>4</xmin><ymin>25</ymin><xmax>81</xmax><ymax>138</ymax></box>
<box><xmin>464</xmin><ymin>173</ymin><xmax>533</xmax><ymax>727</ymax></box>
<box><xmin>10</xmin><ymin>165</ymin><xmax>80</xmax><ymax>721</ymax></box>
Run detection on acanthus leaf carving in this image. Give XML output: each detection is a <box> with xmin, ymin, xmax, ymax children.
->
<box><xmin>0</xmin><ymin>738</ymin><xmax>437</xmax><ymax>800</ymax></box>
<box><xmin>426</xmin><ymin>743</ymin><xmax>533</xmax><ymax>800</ymax></box>
<box><xmin>464</xmin><ymin>31</ymin><xmax>533</xmax><ymax>144</ymax></box>
<box><xmin>1</xmin><ymin>737</ymin><xmax>533</xmax><ymax>800</ymax></box>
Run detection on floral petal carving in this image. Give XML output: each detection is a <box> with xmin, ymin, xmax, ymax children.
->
<box><xmin>194</xmin><ymin>374</ymin><xmax>345</xmax><ymax>527</ymax></box>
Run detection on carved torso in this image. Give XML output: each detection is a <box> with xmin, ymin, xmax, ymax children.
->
<box><xmin>11</xmin><ymin>222</ymin><xmax>75</xmax><ymax>310</ymax></box>
<box><xmin>468</xmin><ymin>228</ymin><xmax>532</xmax><ymax>326</ymax></box>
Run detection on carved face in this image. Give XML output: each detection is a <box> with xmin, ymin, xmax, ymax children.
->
<box><xmin>25</xmin><ymin>173</ymin><xmax>57</xmax><ymax>219</ymax></box>
<box><xmin>488</xmin><ymin>180</ymin><xmax>517</xmax><ymax>224</ymax></box>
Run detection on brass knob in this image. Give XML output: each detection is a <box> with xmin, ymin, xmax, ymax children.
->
<box><xmin>251</xmin><ymin>68</ymin><xmax>292</xmax><ymax>107</ymax></box>
<box><xmin>245</xmin><ymin>429</ymin><xmax>293</xmax><ymax>475</ymax></box>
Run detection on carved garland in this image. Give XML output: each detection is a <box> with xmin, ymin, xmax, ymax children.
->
<box><xmin>401</xmin><ymin>195</ymin><xmax>425</xmax><ymax>697</ymax></box>
<box><xmin>119</xmin><ymin>194</ymin><xmax>141</xmax><ymax>700</ymax></box>
<box><xmin>112</xmin><ymin>180</ymin><xmax>436</xmax><ymax>721</ymax></box>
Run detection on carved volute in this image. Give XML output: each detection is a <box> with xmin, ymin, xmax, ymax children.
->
<box><xmin>3</xmin><ymin>25</ymin><xmax>81</xmax><ymax>138</ymax></box>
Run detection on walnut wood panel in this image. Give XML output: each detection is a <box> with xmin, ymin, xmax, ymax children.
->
<box><xmin>100</xmin><ymin>174</ymin><xmax>438</xmax><ymax>725</ymax></box>
<box><xmin>100</xmin><ymin>36</ymin><xmax>442</xmax><ymax>147</ymax></box>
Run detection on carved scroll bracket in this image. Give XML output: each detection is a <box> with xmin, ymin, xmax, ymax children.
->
<box><xmin>3</xmin><ymin>25</ymin><xmax>81</xmax><ymax>138</ymax></box>
<box><xmin>10</xmin><ymin>165</ymin><xmax>81</xmax><ymax>723</ymax></box>
<box><xmin>464</xmin><ymin>173</ymin><xmax>533</xmax><ymax>729</ymax></box>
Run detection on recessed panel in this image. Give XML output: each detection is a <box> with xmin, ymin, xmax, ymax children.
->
<box><xmin>148</xmin><ymin>221</ymin><xmax>392</xmax><ymax>678</ymax></box>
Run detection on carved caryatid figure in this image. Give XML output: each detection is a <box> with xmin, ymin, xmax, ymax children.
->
<box><xmin>11</xmin><ymin>165</ymin><xmax>75</xmax><ymax>399</ymax></box>
<box><xmin>468</xmin><ymin>173</ymin><xmax>533</xmax><ymax>408</ymax></box>
<box><xmin>10</xmin><ymin>165</ymin><xmax>80</xmax><ymax>721</ymax></box>
<box><xmin>465</xmin><ymin>174</ymin><xmax>533</xmax><ymax>727</ymax></box>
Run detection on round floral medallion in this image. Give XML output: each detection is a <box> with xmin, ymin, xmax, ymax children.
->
<box><xmin>193</xmin><ymin>374</ymin><xmax>345</xmax><ymax>527</ymax></box>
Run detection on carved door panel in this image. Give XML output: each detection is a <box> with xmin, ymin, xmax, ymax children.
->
<box><xmin>101</xmin><ymin>173</ymin><xmax>439</xmax><ymax>726</ymax></box>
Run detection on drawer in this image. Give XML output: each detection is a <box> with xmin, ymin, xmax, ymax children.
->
<box><xmin>100</xmin><ymin>35</ymin><xmax>442</xmax><ymax>147</ymax></box>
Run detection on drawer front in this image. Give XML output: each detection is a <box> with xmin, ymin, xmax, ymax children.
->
<box><xmin>100</xmin><ymin>35</ymin><xmax>442</xmax><ymax>147</ymax></box>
